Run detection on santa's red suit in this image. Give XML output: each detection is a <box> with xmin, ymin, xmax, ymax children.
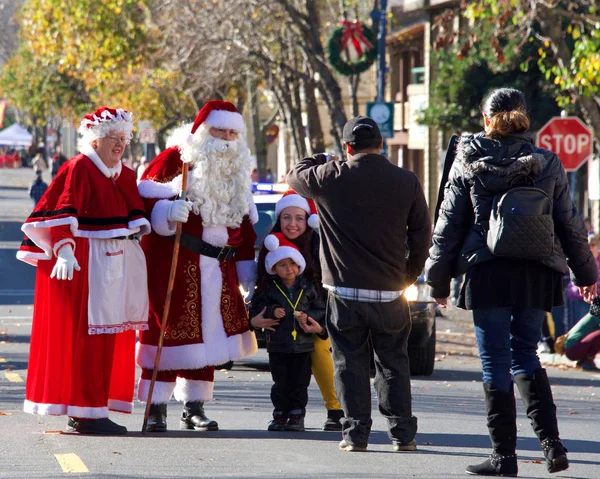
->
<box><xmin>136</xmin><ymin>147</ymin><xmax>258</xmax><ymax>404</ymax></box>
<box><xmin>17</xmin><ymin>147</ymin><xmax>151</xmax><ymax>418</ymax></box>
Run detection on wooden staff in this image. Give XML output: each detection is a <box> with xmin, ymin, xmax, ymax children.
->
<box><xmin>142</xmin><ymin>162</ymin><xmax>189</xmax><ymax>433</ymax></box>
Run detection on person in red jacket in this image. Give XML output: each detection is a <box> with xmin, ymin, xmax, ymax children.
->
<box><xmin>17</xmin><ymin>107</ymin><xmax>151</xmax><ymax>435</ymax></box>
<box><xmin>137</xmin><ymin>100</ymin><xmax>258</xmax><ymax>432</ymax></box>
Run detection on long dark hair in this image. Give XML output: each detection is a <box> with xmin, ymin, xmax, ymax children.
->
<box><xmin>256</xmin><ymin>212</ymin><xmax>322</xmax><ymax>293</ymax></box>
<box><xmin>482</xmin><ymin>88</ymin><xmax>530</xmax><ymax>138</ymax></box>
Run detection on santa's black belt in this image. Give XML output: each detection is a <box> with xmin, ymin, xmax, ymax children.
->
<box><xmin>172</xmin><ymin>231</ymin><xmax>236</xmax><ymax>261</ymax></box>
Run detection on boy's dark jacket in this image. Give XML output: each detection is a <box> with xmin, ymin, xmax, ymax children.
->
<box><xmin>250</xmin><ymin>276</ymin><xmax>326</xmax><ymax>354</ymax></box>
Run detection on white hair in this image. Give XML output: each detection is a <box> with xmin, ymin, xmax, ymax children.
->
<box><xmin>77</xmin><ymin>120</ymin><xmax>134</xmax><ymax>152</ymax></box>
<box><xmin>176</xmin><ymin>124</ymin><xmax>252</xmax><ymax>228</ymax></box>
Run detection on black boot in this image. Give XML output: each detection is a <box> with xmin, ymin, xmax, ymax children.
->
<box><xmin>514</xmin><ymin>369</ymin><xmax>568</xmax><ymax>474</ymax></box>
<box><xmin>466</xmin><ymin>383</ymin><xmax>518</xmax><ymax>477</ymax></box>
<box><xmin>267</xmin><ymin>410</ymin><xmax>288</xmax><ymax>431</ymax></box>
<box><xmin>180</xmin><ymin>401</ymin><xmax>219</xmax><ymax>431</ymax></box>
<box><xmin>67</xmin><ymin>417</ymin><xmax>127</xmax><ymax>435</ymax></box>
<box><xmin>285</xmin><ymin>409</ymin><xmax>305</xmax><ymax>431</ymax></box>
<box><xmin>146</xmin><ymin>403</ymin><xmax>167</xmax><ymax>433</ymax></box>
<box><xmin>322</xmin><ymin>409</ymin><xmax>344</xmax><ymax>431</ymax></box>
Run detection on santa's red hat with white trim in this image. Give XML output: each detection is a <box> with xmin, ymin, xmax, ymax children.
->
<box><xmin>190</xmin><ymin>100</ymin><xmax>245</xmax><ymax>135</ymax></box>
<box><xmin>275</xmin><ymin>190</ymin><xmax>318</xmax><ymax>229</ymax></box>
<box><xmin>264</xmin><ymin>233</ymin><xmax>306</xmax><ymax>274</ymax></box>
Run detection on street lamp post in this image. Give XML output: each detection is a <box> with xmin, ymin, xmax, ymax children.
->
<box><xmin>376</xmin><ymin>0</ymin><xmax>388</xmax><ymax>103</ymax></box>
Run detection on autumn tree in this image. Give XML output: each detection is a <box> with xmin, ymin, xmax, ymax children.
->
<box><xmin>426</xmin><ymin>0</ymin><xmax>599</xmax><ymax>148</ymax></box>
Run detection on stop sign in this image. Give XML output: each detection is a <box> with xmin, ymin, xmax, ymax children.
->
<box><xmin>537</xmin><ymin>116</ymin><xmax>593</xmax><ymax>171</ymax></box>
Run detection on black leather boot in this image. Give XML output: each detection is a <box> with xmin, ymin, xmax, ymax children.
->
<box><xmin>180</xmin><ymin>401</ymin><xmax>219</xmax><ymax>431</ymax></box>
<box><xmin>514</xmin><ymin>369</ymin><xmax>568</xmax><ymax>473</ymax></box>
<box><xmin>267</xmin><ymin>410</ymin><xmax>288</xmax><ymax>431</ymax></box>
<box><xmin>466</xmin><ymin>383</ymin><xmax>518</xmax><ymax>477</ymax></box>
<box><xmin>322</xmin><ymin>409</ymin><xmax>344</xmax><ymax>431</ymax></box>
<box><xmin>67</xmin><ymin>417</ymin><xmax>127</xmax><ymax>435</ymax></box>
<box><xmin>285</xmin><ymin>409</ymin><xmax>305</xmax><ymax>432</ymax></box>
<box><xmin>146</xmin><ymin>403</ymin><xmax>167</xmax><ymax>433</ymax></box>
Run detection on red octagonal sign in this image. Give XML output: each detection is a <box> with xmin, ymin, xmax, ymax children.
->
<box><xmin>537</xmin><ymin>116</ymin><xmax>593</xmax><ymax>171</ymax></box>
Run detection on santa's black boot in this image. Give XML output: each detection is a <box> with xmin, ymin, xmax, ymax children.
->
<box><xmin>466</xmin><ymin>383</ymin><xmax>518</xmax><ymax>477</ymax></box>
<box><xmin>146</xmin><ymin>403</ymin><xmax>167</xmax><ymax>433</ymax></box>
<box><xmin>180</xmin><ymin>401</ymin><xmax>219</xmax><ymax>431</ymax></box>
<box><xmin>514</xmin><ymin>369</ymin><xmax>568</xmax><ymax>474</ymax></box>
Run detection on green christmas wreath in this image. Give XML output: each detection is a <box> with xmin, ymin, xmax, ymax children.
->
<box><xmin>327</xmin><ymin>21</ymin><xmax>378</xmax><ymax>76</ymax></box>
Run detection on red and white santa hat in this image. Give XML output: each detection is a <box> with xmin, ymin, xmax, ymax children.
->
<box><xmin>80</xmin><ymin>106</ymin><xmax>133</xmax><ymax>130</ymax></box>
<box><xmin>264</xmin><ymin>233</ymin><xmax>306</xmax><ymax>275</ymax></box>
<box><xmin>190</xmin><ymin>100</ymin><xmax>245</xmax><ymax>135</ymax></box>
<box><xmin>275</xmin><ymin>190</ymin><xmax>319</xmax><ymax>229</ymax></box>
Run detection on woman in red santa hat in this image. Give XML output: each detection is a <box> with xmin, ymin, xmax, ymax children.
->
<box><xmin>17</xmin><ymin>107</ymin><xmax>151</xmax><ymax>435</ymax></box>
<box><xmin>254</xmin><ymin>190</ymin><xmax>345</xmax><ymax>431</ymax></box>
<box><xmin>136</xmin><ymin>100</ymin><xmax>258</xmax><ymax>432</ymax></box>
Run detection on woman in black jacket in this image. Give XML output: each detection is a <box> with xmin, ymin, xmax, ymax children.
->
<box><xmin>425</xmin><ymin>88</ymin><xmax>597</xmax><ymax>477</ymax></box>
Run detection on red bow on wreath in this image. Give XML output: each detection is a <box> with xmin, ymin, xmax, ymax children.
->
<box><xmin>339</xmin><ymin>20</ymin><xmax>374</xmax><ymax>57</ymax></box>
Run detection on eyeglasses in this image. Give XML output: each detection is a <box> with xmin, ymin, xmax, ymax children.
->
<box><xmin>211</xmin><ymin>128</ymin><xmax>239</xmax><ymax>139</ymax></box>
<box><xmin>106</xmin><ymin>136</ymin><xmax>127</xmax><ymax>145</ymax></box>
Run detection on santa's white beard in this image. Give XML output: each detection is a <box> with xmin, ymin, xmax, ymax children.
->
<box><xmin>182</xmin><ymin>131</ymin><xmax>252</xmax><ymax>228</ymax></box>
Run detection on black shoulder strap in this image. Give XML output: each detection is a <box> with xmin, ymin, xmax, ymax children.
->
<box><xmin>434</xmin><ymin>135</ymin><xmax>460</xmax><ymax>224</ymax></box>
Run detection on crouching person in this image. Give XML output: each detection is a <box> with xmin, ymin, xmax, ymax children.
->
<box><xmin>250</xmin><ymin>233</ymin><xmax>327</xmax><ymax>431</ymax></box>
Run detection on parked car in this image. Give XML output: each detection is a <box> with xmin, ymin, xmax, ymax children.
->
<box><xmin>220</xmin><ymin>187</ymin><xmax>436</xmax><ymax>376</ymax></box>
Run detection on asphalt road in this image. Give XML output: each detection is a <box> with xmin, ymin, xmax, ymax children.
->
<box><xmin>0</xmin><ymin>167</ymin><xmax>598</xmax><ymax>478</ymax></box>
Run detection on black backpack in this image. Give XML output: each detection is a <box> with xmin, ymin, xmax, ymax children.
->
<box><xmin>487</xmin><ymin>176</ymin><xmax>554</xmax><ymax>260</ymax></box>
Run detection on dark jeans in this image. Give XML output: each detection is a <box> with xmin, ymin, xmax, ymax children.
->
<box><xmin>326</xmin><ymin>293</ymin><xmax>417</xmax><ymax>447</ymax></box>
<box><xmin>473</xmin><ymin>307</ymin><xmax>545</xmax><ymax>392</ymax></box>
<box><xmin>268</xmin><ymin>352</ymin><xmax>312</xmax><ymax>414</ymax></box>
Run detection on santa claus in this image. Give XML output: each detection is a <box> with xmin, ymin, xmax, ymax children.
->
<box><xmin>17</xmin><ymin>107</ymin><xmax>151</xmax><ymax>435</ymax></box>
<box><xmin>137</xmin><ymin>100</ymin><xmax>258</xmax><ymax>432</ymax></box>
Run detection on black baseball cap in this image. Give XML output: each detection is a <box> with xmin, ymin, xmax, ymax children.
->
<box><xmin>342</xmin><ymin>115</ymin><xmax>382</xmax><ymax>145</ymax></box>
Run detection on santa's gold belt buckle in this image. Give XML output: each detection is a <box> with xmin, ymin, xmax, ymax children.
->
<box><xmin>216</xmin><ymin>245</ymin><xmax>235</xmax><ymax>261</ymax></box>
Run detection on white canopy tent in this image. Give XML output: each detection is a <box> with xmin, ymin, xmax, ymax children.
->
<box><xmin>0</xmin><ymin>123</ymin><xmax>33</xmax><ymax>148</ymax></box>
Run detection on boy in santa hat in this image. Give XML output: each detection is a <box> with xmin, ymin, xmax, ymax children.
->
<box><xmin>249</xmin><ymin>233</ymin><xmax>327</xmax><ymax>432</ymax></box>
<box><xmin>137</xmin><ymin>100</ymin><xmax>258</xmax><ymax>432</ymax></box>
<box><xmin>17</xmin><ymin>107</ymin><xmax>151</xmax><ymax>435</ymax></box>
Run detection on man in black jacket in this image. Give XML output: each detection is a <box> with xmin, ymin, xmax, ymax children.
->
<box><xmin>287</xmin><ymin>116</ymin><xmax>432</xmax><ymax>452</ymax></box>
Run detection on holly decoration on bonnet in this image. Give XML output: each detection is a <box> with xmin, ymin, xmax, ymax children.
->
<box><xmin>327</xmin><ymin>20</ymin><xmax>378</xmax><ymax>76</ymax></box>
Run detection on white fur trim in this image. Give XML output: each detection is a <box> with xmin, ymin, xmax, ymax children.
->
<box><xmin>136</xmin><ymin>329</ymin><xmax>258</xmax><ymax>370</ymax></box>
<box><xmin>138</xmin><ymin>175</ymin><xmax>182</xmax><ymax>199</ymax></box>
<box><xmin>129</xmin><ymin>217</ymin><xmax>151</xmax><ymax>237</ymax></box>
<box><xmin>80</xmin><ymin>146</ymin><xmax>122</xmax><ymax>179</ymax></box>
<box><xmin>19</xmin><ymin>216</ymin><xmax>147</xmax><ymax>267</ymax></box>
<box><xmin>205</xmin><ymin>110</ymin><xmax>245</xmax><ymax>132</ymax></box>
<box><xmin>307</xmin><ymin>214</ymin><xmax>319</xmax><ymax>229</ymax></box>
<box><xmin>265</xmin><ymin>246</ymin><xmax>306</xmax><ymax>274</ymax></box>
<box><xmin>151</xmin><ymin>200</ymin><xmax>177</xmax><ymax>236</ymax></box>
<box><xmin>203</xmin><ymin>225</ymin><xmax>228</xmax><ymax>247</ymax></box>
<box><xmin>24</xmin><ymin>400</ymin><xmax>66</xmax><ymax>416</ymax></box>
<box><xmin>236</xmin><ymin>260</ymin><xmax>257</xmax><ymax>283</ymax></box>
<box><xmin>52</xmin><ymin>238</ymin><xmax>76</xmax><ymax>258</ymax></box>
<box><xmin>108</xmin><ymin>399</ymin><xmax>133</xmax><ymax>414</ymax></box>
<box><xmin>137</xmin><ymin>379</ymin><xmax>175</xmax><ymax>404</ymax></box>
<box><xmin>275</xmin><ymin>194</ymin><xmax>311</xmax><ymax>218</ymax></box>
<box><xmin>247</xmin><ymin>192</ymin><xmax>259</xmax><ymax>224</ymax></box>
<box><xmin>174</xmin><ymin>378</ymin><xmax>214</xmax><ymax>402</ymax></box>
<box><xmin>23</xmin><ymin>400</ymin><xmax>110</xmax><ymax>418</ymax></box>
<box><xmin>16</xmin><ymin>250</ymin><xmax>47</xmax><ymax>266</ymax></box>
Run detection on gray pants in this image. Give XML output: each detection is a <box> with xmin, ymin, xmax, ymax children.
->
<box><xmin>326</xmin><ymin>293</ymin><xmax>417</xmax><ymax>447</ymax></box>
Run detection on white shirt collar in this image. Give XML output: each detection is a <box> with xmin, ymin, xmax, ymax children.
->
<box><xmin>80</xmin><ymin>145</ymin><xmax>123</xmax><ymax>179</ymax></box>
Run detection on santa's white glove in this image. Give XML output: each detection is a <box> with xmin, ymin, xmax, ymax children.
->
<box><xmin>50</xmin><ymin>244</ymin><xmax>81</xmax><ymax>281</ymax></box>
<box><xmin>167</xmin><ymin>200</ymin><xmax>192</xmax><ymax>223</ymax></box>
<box><xmin>241</xmin><ymin>280</ymin><xmax>256</xmax><ymax>301</ymax></box>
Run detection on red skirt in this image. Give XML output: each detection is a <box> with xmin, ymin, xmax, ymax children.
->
<box><xmin>24</xmin><ymin>237</ymin><xmax>136</xmax><ymax>418</ymax></box>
